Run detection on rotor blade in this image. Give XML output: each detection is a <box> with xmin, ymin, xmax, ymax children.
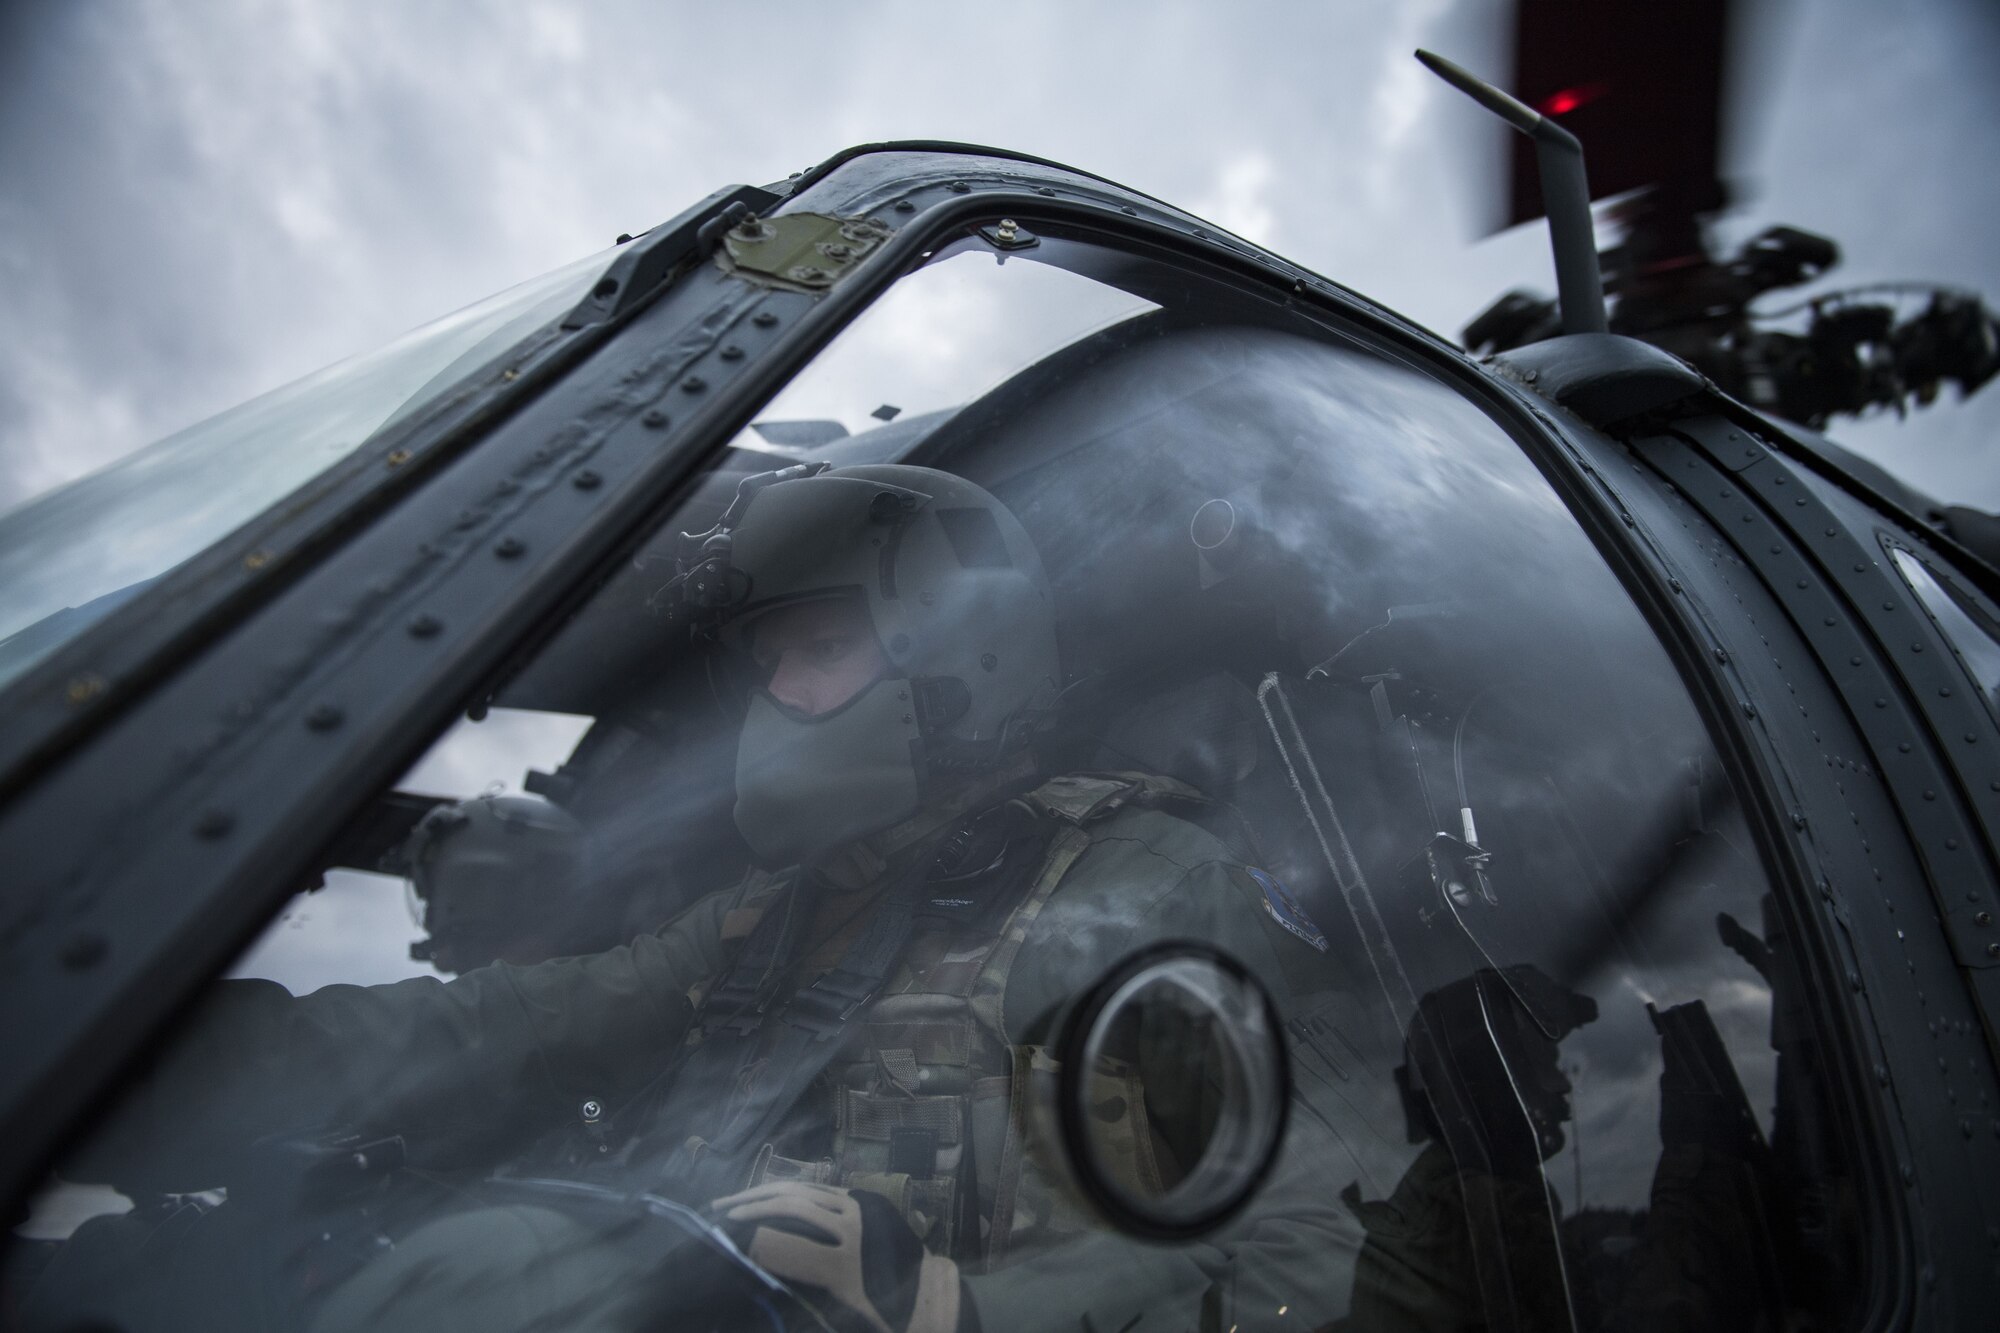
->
<box><xmin>1500</xmin><ymin>0</ymin><xmax>1736</xmax><ymax>232</ymax></box>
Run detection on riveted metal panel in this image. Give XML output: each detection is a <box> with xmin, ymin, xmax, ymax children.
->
<box><xmin>1669</xmin><ymin>418</ymin><xmax>2000</xmax><ymax>974</ymax></box>
<box><xmin>1614</xmin><ymin>417</ymin><xmax>2000</xmax><ymax>1325</ymax></box>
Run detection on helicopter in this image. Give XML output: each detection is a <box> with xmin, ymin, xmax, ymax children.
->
<box><xmin>0</xmin><ymin>8</ymin><xmax>1997</xmax><ymax>1331</ymax></box>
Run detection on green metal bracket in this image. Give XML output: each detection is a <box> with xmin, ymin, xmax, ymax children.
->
<box><xmin>720</xmin><ymin>213</ymin><xmax>894</xmax><ymax>291</ymax></box>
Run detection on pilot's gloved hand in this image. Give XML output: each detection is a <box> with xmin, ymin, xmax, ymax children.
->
<box><xmin>714</xmin><ymin>1182</ymin><xmax>966</xmax><ymax>1333</ymax></box>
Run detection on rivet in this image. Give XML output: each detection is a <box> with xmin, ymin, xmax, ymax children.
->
<box><xmin>1120</xmin><ymin>205</ymin><xmax>1137</xmax><ymax>215</ymax></box>
<box><xmin>1712</xmin><ymin>648</ymin><xmax>1729</xmax><ymax>663</ymax></box>
<box><xmin>1742</xmin><ymin>702</ymin><xmax>1757</xmax><ymax>718</ymax></box>
<box><xmin>1970</xmin><ymin>733</ymin><xmax>1982</xmax><ymax>745</ymax></box>
<box><xmin>572</xmin><ymin>470</ymin><xmax>602</xmax><ymax>491</ymax></box>
<box><xmin>1795</xmin><ymin>497</ymin><xmax>1806</xmax><ymax>506</ymax></box>
<box><xmin>65</xmin><ymin>675</ymin><xmax>106</xmax><ymax>705</ymax></box>
<box><xmin>1823</xmin><ymin>616</ymin><xmax>1836</xmax><ymax>627</ymax></box>
<box><xmin>1874</xmin><ymin>698</ymin><xmax>1887</xmax><ymax>709</ymax></box>
<box><xmin>1850</xmin><ymin>655</ymin><xmax>1862</xmax><ymax>666</ymax></box>
<box><xmin>60</xmin><ymin>933</ymin><xmax>108</xmax><ymax>971</ymax></box>
<box><xmin>1847</xmin><ymin>970</ymin><xmax>1862</xmax><ymax>991</ymax></box>
<box><xmin>243</xmin><ymin>550</ymin><xmax>270</xmax><ymax>571</ymax></box>
<box><xmin>893</xmin><ymin>200</ymin><xmax>916</xmax><ymax>213</ymax></box>
<box><xmin>306</xmin><ymin>703</ymin><xmax>344</xmax><ymax>731</ymax></box>
<box><xmin>1924</xmin><ymin>789</ymin><xmax>1936</xmax><ymax>800</ymax></box>
<box><xmin>616</xmin><ymin>232</ymin><xmax>633</xmax><ymax>244</ymax></box>
<box><xmin>194</xmin><ymin>808</ymin><xmax>234</xmax><ymax>839</ymax></box>
<box><xmin>753</xmin><ymin>310</ymin><xmax>779</xmax><ymax>328</ymax></box>
<box><xmin>980</xmin><ymin>653</ymin><xmax>998</xmax><ymax>671</ymax></box>
<box><xmin>1911</xmin><ymin>642</ymin><xmax>1923</xmax><ymax>653</ymax></box>
<box><xmin>407</xmin><ymin>613</ymin><xmax>442</xmax><ymax>639</ymax></box>
<box><xmin>1899</xmin><ymin>741</ymin><xmax>1912</xmax><ymax>753</ymax></box>
<box><xmin>1940</xmin><ymin>686</ymin><xmax>1953</xmax><ymax>698</ymax></box>
<box><xmin>720</xmin><ymin>345</ymin><xmax>745</xmax><ymax>361</ymax></box>
<box><xmin>1946</xmin><ymin>838</ymin><xmax>1959</xmax><ymax>850</ymax></box>
<box><xmin>1796</xmin><ymin>579</ymin><xmax>1809</xmax><ymax>589</ymax></box>
<box><xmin>495</xmin><ymin>536</ymin><xmax>526</xmax><ymax>559</ymax></box>
<box><xmin>1791</xmin><ymin>812</ymin><xmax>1807</xmax><ymax>830</ymax></box>
<box><xmin>1668</xmin><ymin>578</ymin><xmax>1682</xmax><ymax>592</ymax></box>
<box><xmin>385</xmin><ymin>449</ymin><xmax>411</xmax><ymax>468</ymax></box>
<box><xmin>681</xmin><ymin>376</ymin><xmax>706</xmax><ymax>393</ymax></box>
<box><xmin>1035</xmin><ymin>186</ymin><xmax>1056</xmax><ymax>196</ymax></box>
<box><xmin>948</xmin><ymin>180</ymin><xmax>970</xmax><ymax>193</ymax></box>
<box><xmin>1883</xmin><ymin>601</ymin><xmax>1896</xmax><ymax>611</ymax></box>
<box><xmin>643</xmin><ymin>409</ymin><xmax>669</xmax><ymax>429</ymax></box>
<box><xmin>1988</xmin><ymin>943</ymin><xmax>2000</xmax><ymax>959</ymax></box>
<box><xmin>1975</xmin><ymin>911</ymin><xmax>1992</xmax><ymax>927</ymax></box>
<box><xmin>502</xmin><ymin>368</ymin><xmax>519</xmax><ymax>382</ymax></box>
<box><xmin>1874</xmin><ymin>1064</ymin><xmax>1890</xmax><ymax>1086</ymax></box>
<box><xmin>1900</xmin><ymin>1164</ymin><xmax>1915</xmax><ymax>1185</ymax></box>
<box><xmin>902</xmin><ymin>714</ymin><xmax>914</xmax><ymax>724</ymax></box>
<box><xmin>581</xmin><ymin>1100</ymin><xmax>602</xmax><ymax>1123</ymax></box>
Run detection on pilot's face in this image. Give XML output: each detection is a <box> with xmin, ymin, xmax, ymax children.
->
<box><xmin>748</xmin><ymin>597</ymin><xmax>890</xmax><ymax>717</ymax></box>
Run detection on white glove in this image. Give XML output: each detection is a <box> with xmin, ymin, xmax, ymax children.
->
<box><xmin>714</xmin><ymin>1181</ymin><xmax>961</xmax><ymax>1333</ymax></box>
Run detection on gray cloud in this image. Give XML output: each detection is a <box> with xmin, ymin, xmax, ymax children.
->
<box><xmin>5</xmin><ymin>0</ymin><xmax>1990</xmax><ymax>521</ymax></box>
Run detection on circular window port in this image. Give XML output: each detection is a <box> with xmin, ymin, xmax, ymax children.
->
<box><xmin>1058</xmin><ymin>942</ymin><xmax>1290</xmax><ymax>1239</ymax></box>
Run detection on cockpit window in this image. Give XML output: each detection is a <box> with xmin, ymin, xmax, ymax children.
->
<box><xmin>1889</xmin><ymin>542</ymin><xmax>2000</xmax><ymax>715</ymax></box>
<box><xmin>5</xmin><ymin>225</ymin><xmax>1871</xmax><ymax>1332</ymax></box>
<box><xmin>0</xmin><ymin>246</ymin><xmax>621</xmax><ymax>691</ymax></box>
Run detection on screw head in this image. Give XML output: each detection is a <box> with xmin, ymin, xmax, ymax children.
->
<box><xmin>681</xmin><ymin>375</ymin><xmax>707</xmax><ymax>392</ymax></box>
<box><xmin>407</xmin><ymin>613</ymin><xmax>442</xmax><ymax>638</ymax></box>
<box><xmin>494</xmin><ymin>536</ymin><xmax>526</xmax><ymax>559</ymax></box>
<box><xmin>719</xmin><ymin>345</ymin><xmax>744</xmax><ymax>362</ymax></box>
<box><xmin>385</xmin><ymin>449</ymin><xmax>411</xmax><ymax>468</ymax></box>
<box><xmin>580</xmin><ymin>1100</ymin><xmax>603</xmax><ymax>1123</ymax></box>
<box><xmin>642</xmin><ymin>409</ymin><xmax>668</xmax><ymax>429</ymax></box>
<box><xmin>572</xmin><ymin>470</ymin><xmax>602</xmax><ymax>491</ymax></box>
<box><xmin>893</xmin><ymin>199</ymin><xmax>916</xmax><ymax>213</ymax></box>
<box><xmin>752</xmin><ymin>311</ymin><xmax>779</xmax><ymax>328</ymax></box>
<box><xmin>1975</xmin><ymin>911</ymin><xmax>1993</xmax><ymax>927</ymax></box>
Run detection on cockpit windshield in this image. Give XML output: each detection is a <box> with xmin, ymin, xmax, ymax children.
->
<box><xmin>0</xmin><ymin>245</ymin><xmax>620</xmax><ymax>690</ymax></box>
<box><xmin>5</xmin><ymin>224</ymin><xmax>1872</xmax><ymax>1333</ymax></box>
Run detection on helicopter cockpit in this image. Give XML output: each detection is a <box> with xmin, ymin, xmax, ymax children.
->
<box><xmin>7</xmin><ymin>222</ymin><xmax>1874</xmax><ymax>1332</ymax></box>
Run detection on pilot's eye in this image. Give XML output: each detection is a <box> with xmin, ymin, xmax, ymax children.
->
<box><xmin>805</xmin><ymin>635</ymin><xmax>856</xmax><ymax>665</ymax></box>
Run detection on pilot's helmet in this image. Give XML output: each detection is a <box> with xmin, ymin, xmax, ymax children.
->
<box><xmin>708</xmin><ymin>464</ymin><xmax>1060</xmax><ymax>866</ymax></box>
<box><xmin>404</xmin><ymin>792</ymin><xmax>588</xmax><ymax>973</ymax></box>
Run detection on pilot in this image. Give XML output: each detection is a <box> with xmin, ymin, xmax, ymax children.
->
<box><xmin>29</xmin><ymin>464</ymin><xmax>1357</xmax><ymax>1333</ymax></box>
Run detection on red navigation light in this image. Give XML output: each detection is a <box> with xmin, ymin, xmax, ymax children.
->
<box><xmin>1539</xmin><ymin>82</ymin><xmax>1608</xmax><ymax>117</ymax></box>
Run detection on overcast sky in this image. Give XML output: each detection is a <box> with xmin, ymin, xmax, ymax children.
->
<box><xmin>0</xmin><ymin>0</ymin><xmax>1995</xmax><ymax>522</ymax></box>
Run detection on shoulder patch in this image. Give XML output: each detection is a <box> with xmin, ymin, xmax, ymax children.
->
<box><xmin>1248</xmin><ymin>867</ymin><xmax>1328</xmax><ymax>952</ymax></box>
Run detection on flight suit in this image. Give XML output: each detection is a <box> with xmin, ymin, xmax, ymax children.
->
<box><xmin>35</xmin><ymin>772</ymin><xmax>1364</xmax><ymax>1333</ymax></box>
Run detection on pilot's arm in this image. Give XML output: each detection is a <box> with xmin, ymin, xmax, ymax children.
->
<box><xmin>62</xmin><ymin>880</ymin><xmax>748</xmax><ymax>1195</ymax></box>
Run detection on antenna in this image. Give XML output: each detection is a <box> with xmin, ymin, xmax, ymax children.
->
<box><xmin>1416</xmin><ymin>48</ymin><xmax>1608</xmax><ymax>336</ymax></box>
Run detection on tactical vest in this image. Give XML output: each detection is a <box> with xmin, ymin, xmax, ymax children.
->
<box><xmin>685</xmin><ymin>771</ymin><xmax>1204</xmax><ymax>1269</ymax></box>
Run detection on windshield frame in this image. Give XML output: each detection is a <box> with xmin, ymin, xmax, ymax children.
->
<box><xmin>0</xmin><ymin>185</ymin><xmax>775</xmax><ymax>810</ymax></box>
